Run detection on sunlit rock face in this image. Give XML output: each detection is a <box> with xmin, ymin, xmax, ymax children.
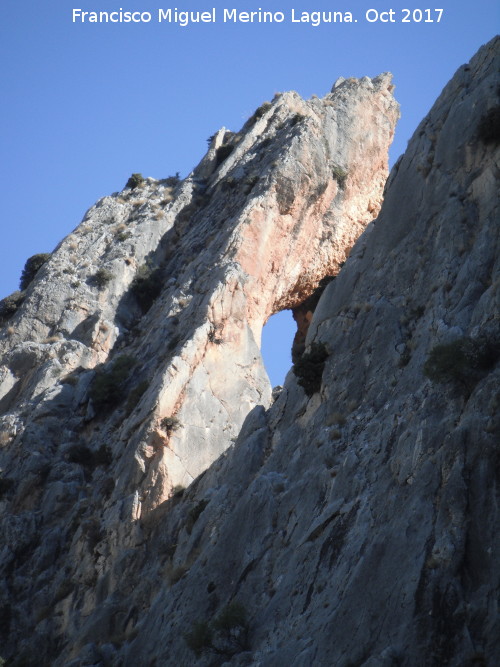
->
<box><xmin>2</xmin><ymin>36</ymin><xmax>498</xmax><ymax>667</ymax></box>
<box><xmin>0</xmin><ymin>72</ymin><xmax>398</xmax><ymax>509</ymax></box>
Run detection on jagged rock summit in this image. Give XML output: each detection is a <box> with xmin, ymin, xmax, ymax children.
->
<box><xmin>1</xmin><ymin>36</ymin><xmax>499</xmax><ymax>666</ymax></box>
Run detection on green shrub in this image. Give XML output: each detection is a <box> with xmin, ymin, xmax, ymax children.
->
<box><xmin>161</xmin><ymin>416</ymin><xmax>180</xmax><ymax>432</ymax></box>
<box><xmin>91</xmin><ymin>268</ymin><xmax>114</xmax><ymax>290</ymax></box>
<box><xmin>290</xmin><ymin>113</ymin><xmax>305</xmax><ymax>126</ymax></box>
<box><xmin>184</xmin><ymin>620</ymin><xmax>213</xmax><ymax>658</ymax></box>
<box><xmin>185</xmin><ymin>601</ymin><xmax>249</xmax><ymax>658</ymax></box>
<box><xmin>54</xmin><ymin>579</ymin><xmax>74</xmax><ymax>603</ymax></box>
<box><xmin>97</xmin><ymin>476</ymin><xmax>115</xmax><ymax>498</ymax></box>
<box><xmin>424</xmin><ymin>336</ymin><xmax>499</xmax><ymax>388</ymax></box>
<box><xmin>93</xmin><ymin>445</ymin><xmax>113</xmax><ymax>467</ymax></box>
<box><xmin>19</xmin><ymin>253</ymin><xmax>51</xmax><ymax>290</ymax></box>
<box><xmin>125</xmin><ymin>173</ymin><xmax>144</xmax><ymax>189</ymax></box>
<box><xmin>212</xmin><ymin>601</ymin><xmax>249</xmax><ymax>654</ymax></box>
<box><xmin>163</xmin><ymin>172</ymin><xmax>180</xmax><ymax>187</ymax></box>
<box><xmin>66</xmin><ymin>443</ymin><xmax>111</xmax><ymax>468</ymax></box>
<box><xmin>215</xmin><ymin>143</ymin><xmax>234</xmax><ymax>168</ymax></box>
<box><xmin>126</xmin><ymin>380</ymin><xmax>149</xmax><ymax>412</ymax></box>
<box><xmin>90</xmin><ymin>355</ymin><xmax>137</xmax><ymax>413</ymax></box>
<box><xmin>167</xmin><ymin>335</ymin><xmax>180</xmax><ymax>351</ymax></box>
<box><xmin>60</xmin><ymin>372</ymin><xmax>79</xmax><ymax>386</ymax></box>
<box><xmin>186</xmin><ymin>499</ymin><xmax>209</xmax><ymax>534</ymax></box>
<box><xmin>221</xmin><ymin>176</ymin><xmax>238</xmax><ymax>192</ymax></box>
<box><xmin>66</xmin><ymin>443</ymin><xmax>94</xmax><ymax>466</ymax></box>
<box><xmin>0</xmin><ymin>477</ymin><xmax>14</xmax><ymax>498</ymax></box>
<box><xmin>82</xmin><ymin>517</ymin><xmax>103</xmax><ymax>551</ymax></box>
<box><xmin>130</xmin><ymin>264</ymin><xmax>163</xmax><ymax>313</ymax></box>
<box><xmin>293</xmin><ymin>342</ymin><xmax>329</xmax><ymax>396</ymax></box>
<box><xmin>332</xmin><ymin>165</ymin><xmax>348</xmax><ymax>189</ymax></box>
<box><xmin>243</xmin><ymin>174</ymin><xmax>259</xmax><ymax>194</ymax></box>
<box><xmin>477</xmin><ymin>106</ymin><xmax>500</xmax><ymax>145</ymax></box>
<box><xmin>0</xmin><ymin>290</ymin><xmax>25</xmax><ymax>324</ymax></box>
<box><xmin>213</xmin><ymin>601</ymin><xmax>247</xmax><ymax>634</ymax></box>
<box><xmin>247</xmin><ymin>101</ymin><xmax>272</xmax><ymax>125</ymax></box>
<box><xmin>208</xmin><ymin>324</ymin><xmax>224</xmax><ymax>345</ymax></box>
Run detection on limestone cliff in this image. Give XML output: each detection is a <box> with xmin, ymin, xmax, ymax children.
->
<box><xmin>0</xmin><ymin>73</ymin><xmax>397</xmax><ymax>507</ymax></box>
<box><xmin>1</xmin><ymin>37</ymin><xmax>499</xmax><ymax>666</ymax></box>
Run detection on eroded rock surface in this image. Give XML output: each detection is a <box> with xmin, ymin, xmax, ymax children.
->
<box><xmin>1</xmin><ymin>36</ymin><xmax>499</xmax><ymax>667</ymax></box>
<box><xmin>0</xmin><ymin>73</ymin><xmax>397</xmax><ymax>507</ymax></box>
<box><xmin>0</xmin><ymin>71</ymin><xmax>398</xmax><ymax>663</ymax></box>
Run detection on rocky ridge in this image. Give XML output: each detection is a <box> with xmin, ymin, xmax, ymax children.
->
<box><xmin>0</xmin><ymin>36</ymin><xmax>499</xmax><ymax>667</ymax></box>
<box><xmin>0</xmin><ymin>73</ymin><xmax>397</xmax><ymax>505</ymax></box>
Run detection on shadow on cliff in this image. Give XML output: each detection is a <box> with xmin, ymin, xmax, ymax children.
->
<box><xmin>59</xmin><ymin>405</ymin><xmax>273</xmax><ymax>657</ymax></box>
<box><xmin>140</xmin><ymin>404</ymin><xmax>270</xmax><ymax>537</ymax></box>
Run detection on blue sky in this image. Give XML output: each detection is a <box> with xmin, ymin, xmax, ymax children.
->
<box><xmin>1</xmin><ymin>1</ymin><xmax>498</xmax><ymax>385</ymax></box>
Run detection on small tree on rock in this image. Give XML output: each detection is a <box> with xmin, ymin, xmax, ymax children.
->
<box><xmin>20</xmin><ymin>253</ymin><xmax>51</xmax><ymax>290</ymax></box>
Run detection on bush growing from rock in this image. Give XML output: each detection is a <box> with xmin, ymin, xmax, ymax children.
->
<box><xmin>91</xmin><ymin>268</ymin><xmax>114</xmax><ymax>290</ymax></box>
<box><xmin>0</xmin><ymin>477</ymin><xmax>14</xmax><ymax>498</ymax></box>
<box><xmin>185</xmin><ymin>601</ymin><xmax>249</xmax><ymax>658</ymax></box>
<box><xmin>215</xmin><ymin>143</ymin><xmax>234</xmax><ymax>168</ymax></box>
<box><xmin>208</xmin><ymin>324</ymin><xmax>224</xmax><ymax>345</ymax></box>
<box><xmin>19</xmin><ymin>253</ymin><xmax>51</xmax><ymax>291</ymax></box>
<box><xmin>115</xmin><ymin>230</ymin><xmax>131</xmax><ymax>242</ymax></box>
<box><xmin>0</xmin><ymin>290</ymin><xmax>25</xmax><ymax>324</ymax></box>
<box><xmin>97</xmin><ymin>476</ymin><xmax>115</xmax><ymax>498</ymax></box>
<box><xmin>424</xmin><ymin>335</ymin><xmax>499</xmax><ymax>389</ymax></box>
<box><xmin>163</xmin><ymin>172</ymin><xmax>180</xmax><ymax>187</ymax></box>
<box><xmin>247</xmin><ymin>101</ymin><xmax>272</xmax><ymax>126</ymax></box>
<box><xmin>186</xmin><ymin>499</ymin><xmax>209</xmax><ymax>534</ymax></box>
<box><xmin>130</xmin><ymin>264</ymin><xmax>163</xmax><ymax>313</ymax></box>
<box><xmin>93</xmin><ymin>445</ymin><xmax>113</xmax><ymax>467</ymax></box>
<box><xmin>125</xmin><ymin>173</ymin><xmax>144</xmax><ymax>189</ymax></box>
<box><xmin>212</xmin><ymin>601</ymin><xmax>249</xmax><ymax>655</ymax></box>
<box><xmin>332</xmin><ymin>165</ymin><xmax>348</xmax><ymax>189</ymax></box>
<box><xmin>293</xmin><ymin>342</ymin><xmax>329</xmax><ymax>396</ymax></box>
<box><xmin>213</xmin><ymin>601</ymin><xmax>247</xmax><ymax>634</ymax></box>
<box><xmin>126</xmin><ymin>380</ymin><xmax>149</xmax><ymax>412</ymax></box>
<box><xmin>90</xmin><ymin>355</ymin><xmax>137</xmax><ymax>413</ymax></box>
<box><xmin>185</xmin><ymin>620</ymin><xmax>213</xmax><ymax>658</ymax></box>
<box><xmin>66</xmin><ymin>443</ymin><xmax>95</xmax><ymax>466</ymax></box>
<box><xmin>66</xmin><ymin>443</ymin><xmax>112</xmax><ymax>468</ymax></box>
<box><xmin>477</xmin><ymin>106</ymin><xmax>500</xmax><ymax>145</ymax></box>
<box><xmin>290</xmin><ymin>112</ymin><xmax>305</xmax><ymax>127</ymax></box>
<box><xmin>161</xmin><ymin>416</ymin><xmax>180</xmax><ymax>433</ymax></box>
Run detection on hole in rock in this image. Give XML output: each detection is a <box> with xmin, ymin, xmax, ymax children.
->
<box><xmin>261</xmin><ymin>310</ymin><xmax>295</xmax><ymax>388</ymax></box>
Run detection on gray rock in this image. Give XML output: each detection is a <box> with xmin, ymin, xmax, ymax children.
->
<box><xmin>0</xmin><ymin>36</ymin><xmax>498</xmax><ymax>667</ymax></box>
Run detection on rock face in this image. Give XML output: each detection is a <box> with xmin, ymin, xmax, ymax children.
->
<box><xmin>0</xmin><ymin>73</ymin><xmax>397</xmax><ymax>508</ymax></box>
<box><xmin>0</xmin><ymin>37</ymin><xmax>499</xmax><ymax>666</ymax></box>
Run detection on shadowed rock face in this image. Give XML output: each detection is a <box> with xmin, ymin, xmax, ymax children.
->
<box><xmin>1</xmin><ymin>36</ymin><xmax>499</xmax><ymax>667</ymax></box>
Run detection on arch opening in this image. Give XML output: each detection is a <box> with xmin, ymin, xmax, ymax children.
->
<box><xmin>261</xmin><ymin>274</ymin><xmax>337</xmax><ymax>389</ymax></box>
<box><xmin>261</xmin><ymin>310</ymin><xmax>295</xmax><ymax>388</ymax></box>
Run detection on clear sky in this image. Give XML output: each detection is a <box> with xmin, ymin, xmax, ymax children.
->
<box><xmin>1</xmin><ymin>1</ymin><xmax>498</xmax><ymax>385</ymax></box>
